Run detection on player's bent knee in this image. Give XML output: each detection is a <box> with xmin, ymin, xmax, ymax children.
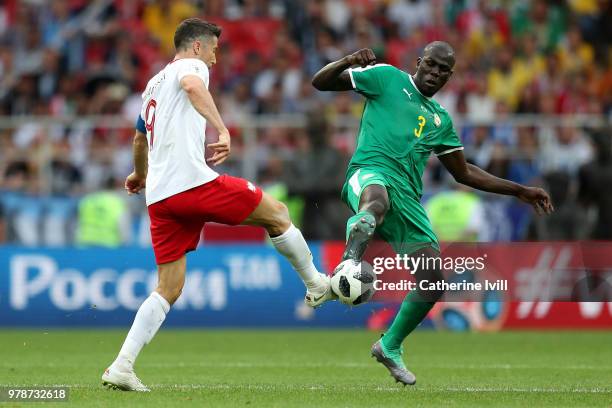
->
<box><xmin>371</xmin><ymin>199</ymin><xmax>389</xmax><ymax>224</ymax></box>
<box><xmin>363</xmin><ymin>198</ymin><xmax>389</xmax><ymax>225</ymax></box>
<box><xmin>360</xmin><ymin>186</ymin><xmax>389</xmax><ymax>225</ymax></box>
<box><xmin>245</xmin><ymin>193</ymin><xmax>290</xmax><ymax>234</ymax></box>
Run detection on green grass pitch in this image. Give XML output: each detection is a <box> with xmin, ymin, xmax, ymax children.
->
<box><xmin>1</xmin><ymin>329</ymin><xmax>611</xmax><ymax>407</ymax></box>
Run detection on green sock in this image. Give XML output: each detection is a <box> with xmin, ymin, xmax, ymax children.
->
<box><xmin>382</xmin><ymin>291</ymin><xmax>435</xmax><ymax>350</ymax></box>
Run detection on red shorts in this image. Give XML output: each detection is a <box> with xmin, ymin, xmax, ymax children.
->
<box><xmin>148</xmin><ymin>174</ymin><xmax>263</xmax><ymax>264</ymax></box>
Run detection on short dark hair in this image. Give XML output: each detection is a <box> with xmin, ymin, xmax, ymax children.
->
<box><xmin>174</xmin><ymin>18</ymin><xmax>221</xmax><ymax>51</ymax></box>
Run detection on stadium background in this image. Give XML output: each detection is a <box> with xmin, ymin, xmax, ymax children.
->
<box><xmin>0</xmin><ymin>2</ymin><xmax>611</xmax><ymax>406</ymax></box>
<box><xmin>0</xmin><ymin>0</ymin><xmax>611</xmax><ymax>330</ymax></box>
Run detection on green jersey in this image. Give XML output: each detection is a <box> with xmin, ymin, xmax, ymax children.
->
<box><xmin>347</xmin><ymin>64</ymin><xmax>463</xmax><ymax>199</ymax></box>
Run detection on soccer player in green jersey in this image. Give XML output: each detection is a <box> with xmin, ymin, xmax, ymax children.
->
<box><xmin>312</xmin><ymin>42</ymin><xmax>554</xmax><ymax>385</ymax></box>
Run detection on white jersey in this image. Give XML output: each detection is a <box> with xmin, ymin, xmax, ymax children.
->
<box><xmin>141</xmin><ymin>58</ymin><xmax>218</xmax><ymax>206</ymax></box>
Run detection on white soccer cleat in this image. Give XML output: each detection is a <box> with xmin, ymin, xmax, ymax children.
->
<box><xmin>102</xmin><ymin>365</ymin><xmax>150</xmax><ymax>392</ymax></box>
<box><xmin>304</xmin><ymin>274</ymin><xmax>338</xmax><ymax>308</ymax></box>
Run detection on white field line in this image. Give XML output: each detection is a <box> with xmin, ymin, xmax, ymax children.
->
<box><xmin>6</xmin><ymin>383</ymin><xmax>611</xmax><ymax>394</ymax></box>
<box><xmin>2</xmin><ymin>362</ymin><xmax>611</xmax><ymax>371</ymax></box>
<box><xmin>142</xmin><ymin>362</ymin><xmax>612</xmax><ymax>371</ymax></box>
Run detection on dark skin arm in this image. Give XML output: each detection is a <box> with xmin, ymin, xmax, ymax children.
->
<box><xmin>439</xmin><ymin>150</ymin><xmax>554</xmax><ymax>215</ymax></box>
<box><xmin>314</xmin><ymin>48</ymin><xmax>553</xmax><ymax>216</ymax></box>
<box><xmin>311</xmin><ymin>48</ymin><xmax>377</xmax><ymax>91</ymax></box>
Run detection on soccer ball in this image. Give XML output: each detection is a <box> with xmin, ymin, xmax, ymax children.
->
<box><xmin>331</xmin><ymin>260</ymin><xmax>376</xmax><ymax>306</ymax></box>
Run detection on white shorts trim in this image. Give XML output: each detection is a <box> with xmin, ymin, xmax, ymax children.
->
<box><xmin>435</xmin><ymin>146</ymin><xmax>464</xmax><ymax>157</ymax></box>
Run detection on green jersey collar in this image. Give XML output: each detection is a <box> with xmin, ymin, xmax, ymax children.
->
<box><xmin>409</xmin><ymin>74</ymin><xmax>431</xmax><ymax>100</ymax></box>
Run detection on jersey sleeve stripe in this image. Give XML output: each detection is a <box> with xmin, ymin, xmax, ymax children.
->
<box><xmin>435</xmin><ymin>146</ymin><xmax>464</xmax><ymax>156</ymax></box>
<box><xmin>351</xmin><ymin>63</ymin><xmax>391</xmax><ymax>73</ymax></box>
<box><xmin>348</xmin><ymin>68</ymin><xmax>357</xmax><ymax>89</ymax></box>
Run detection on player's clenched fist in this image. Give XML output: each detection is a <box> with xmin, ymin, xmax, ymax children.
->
<box><xmin>125</xmin><ymin>172</ymin><xmax>146</xmax><ymax>195</ymax></box>
<box><xmin>345</xmin><ymin>48</ymin><xmax>376</xmax><ymax>67</ymax></box>
<box><xmin>207</xmin><ymin>128</ymin><xmax>231</xmax><ymax>166</ymax></box>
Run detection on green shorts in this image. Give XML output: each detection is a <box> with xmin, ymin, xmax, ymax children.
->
<box><xmin>341</xmin><ymin>168</ymin><xmax>439</xmax><ymax>255</ymax></box>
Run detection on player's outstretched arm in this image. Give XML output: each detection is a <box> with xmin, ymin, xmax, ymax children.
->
<box><xmin>125</xmin><ymin>129</ymin><xmax>148</xmax><ymax>195</ymax></box>
<box><xmin>311</xmin><ymin>48</ymin><xmax>377</xmax><ymax>91</ymax></box>
<box><xmin>180</xmin><ymin>75</ymin><xmax>230</xmax><ymax>165</ymax></box>
<box><xmin>439</xmin><ymin>150</ymin><xmax>554</xmax><ymax>215</ymax></box>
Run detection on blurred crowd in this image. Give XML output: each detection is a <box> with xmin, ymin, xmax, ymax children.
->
<box><xmin>0</xmin><ymin>0</ymin><xmax>610</xmax><ymax>246</ymax></box>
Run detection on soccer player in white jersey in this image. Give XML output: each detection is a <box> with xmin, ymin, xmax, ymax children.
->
<box><xmin>101</xmin><ymin>18</ymin><xmax>335</xmax><ymax>392</ymax></box>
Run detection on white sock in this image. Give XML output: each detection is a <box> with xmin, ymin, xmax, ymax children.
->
<box><xmin>113</xmin><ymin>291</ymin><xmax>170</xmax><ymax>371</ymax></box>
<box><xmin>270</xmin><ymin>224</ymin><xmax>324</xmax><ymax>291</ymax></box>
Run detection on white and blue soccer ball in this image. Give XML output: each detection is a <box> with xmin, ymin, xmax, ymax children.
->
<box><xmin>331</xmin><ymin>260</ymin><xmax>376</xmax><ymax>306</ymax></box>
